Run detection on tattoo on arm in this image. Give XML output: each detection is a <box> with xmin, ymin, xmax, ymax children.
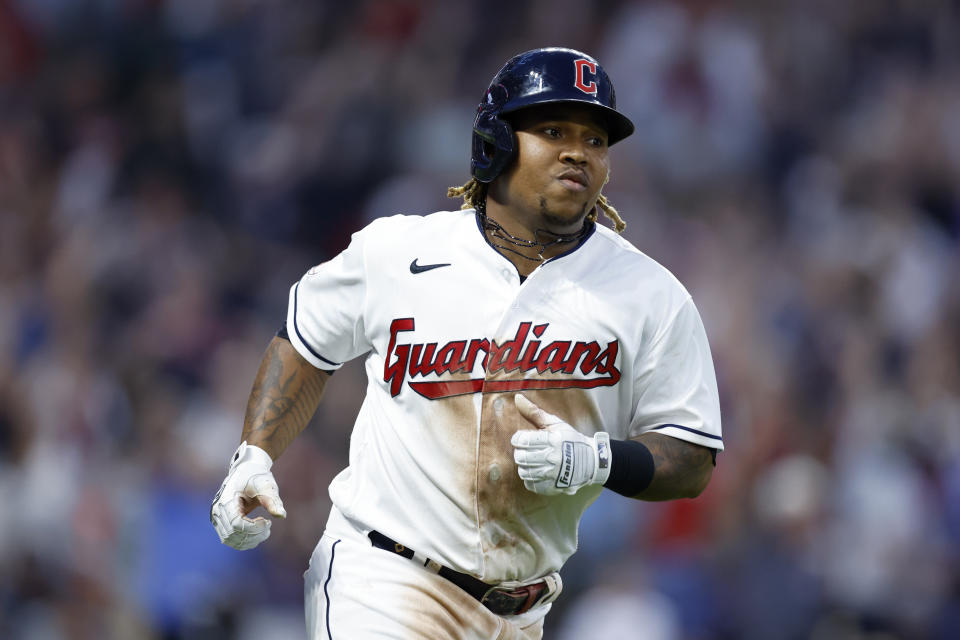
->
<box><xmin>241</xmin><ymin>337</ymin><xmax>329</xmax><ymax>459</ymax></box>
<box><xmin>633</xmin><ymin>433</ymin><xmax>715</xmax><ymax>501</ymax></box>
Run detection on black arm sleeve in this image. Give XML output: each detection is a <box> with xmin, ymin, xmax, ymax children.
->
<box><xmin>603</xmin><ymin>439</ymin><xmax>656</xmax><ymax>497</ymax></box>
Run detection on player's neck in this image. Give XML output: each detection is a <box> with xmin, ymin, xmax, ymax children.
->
<box><xmin>481</xmin><ymin>203</ymin><xmax>589</xmax><ymax>276</ymax></box>
<box><xmin>486</xmin><ymin>195</ymin><xmax>586</xmax><ymax>236</ymax></box>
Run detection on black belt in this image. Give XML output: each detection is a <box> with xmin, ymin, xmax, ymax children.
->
<box><xmin>368</xmin><ymin>530</ymin><xmax>555</xmax><ymax>616</ymax></box>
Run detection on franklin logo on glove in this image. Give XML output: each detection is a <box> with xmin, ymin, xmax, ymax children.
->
<box><xmin>511</xmin><ymin>395</ymin><xmax>612</xmax><ymax>496</ymax></box>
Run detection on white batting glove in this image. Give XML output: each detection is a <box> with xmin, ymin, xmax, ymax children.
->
<box><xmin>210</xmin><ymin>441</ymin><xmax>286</xmax><ymax>550</ymax></box>
<box><xmin>511</xmin><ymin>395</ymin><xmax>611</xmax><ymax>496</ymax></box>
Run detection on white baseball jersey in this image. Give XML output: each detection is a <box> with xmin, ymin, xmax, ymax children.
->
<box><xmin>286</xmin><ymin>209</ymin><xmax>722</xmax><ymax>584</ymax></box>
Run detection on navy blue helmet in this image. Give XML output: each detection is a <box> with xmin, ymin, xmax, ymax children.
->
<box><xmin>471</xmin><ymin>47</ymin><xmax>635</xmax><ymax>183</ymax></box>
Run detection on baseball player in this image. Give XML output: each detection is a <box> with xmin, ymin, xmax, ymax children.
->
<box><xmin>210</xmin><ymin>47</ymin><xmax>722</xmax><ymax>640</ymax></box>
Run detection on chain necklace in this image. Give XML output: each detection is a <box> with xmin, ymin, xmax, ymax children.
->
<box><xmin>479</xmin><ymin>212</ymin><xmax>590</xmax><ymax>262</ymax></box>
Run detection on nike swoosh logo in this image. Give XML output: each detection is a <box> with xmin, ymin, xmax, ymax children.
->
<box><xmin>410</xmin><ymin>259</ymin><xmax>451</xmax><ymax>274</ymax></box>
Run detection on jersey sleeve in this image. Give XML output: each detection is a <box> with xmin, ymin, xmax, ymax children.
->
<box><xmin>286</xmin><ymin>228</ymin><xmax>373</xmax><ymax>370</ymax></box>
<box><xmin>630</xmin><ymin>296</ymin><xmax>723</xmax><ymax>450</ymax></box>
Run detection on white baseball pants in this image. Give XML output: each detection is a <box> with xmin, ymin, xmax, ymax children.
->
<box><xmin>303</xmin><ymin>511</ymin><xmax>549</xmax><ymax>640</ymax></box>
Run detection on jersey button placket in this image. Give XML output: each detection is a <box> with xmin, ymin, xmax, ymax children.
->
<box><xmin>488</xmin><ymin>399</ymin><xmax>504</xmax><ymax>485</ymax></box>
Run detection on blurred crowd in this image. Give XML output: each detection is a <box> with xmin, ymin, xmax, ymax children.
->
<box><xmin>1</xmin><ymin>0</ymin><xmax>958</xmax><ymax>638</ymax></box>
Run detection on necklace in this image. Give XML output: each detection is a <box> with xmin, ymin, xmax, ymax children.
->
<box><xmin>480</xmin><ymin>213</ymin><xmax>589</xmax><ymax>262</ymax></box>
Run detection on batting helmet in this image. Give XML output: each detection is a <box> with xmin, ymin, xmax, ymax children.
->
<box><xmin>470</xmin><ymin>47</ymin><xmax>635</xmax><ymax>183</ymax></box>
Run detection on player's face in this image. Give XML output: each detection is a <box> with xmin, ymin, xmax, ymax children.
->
<box><xmin>491</xmin><ymin>104</ymin><xmax>611</xmax><ymax>235</ymax></box>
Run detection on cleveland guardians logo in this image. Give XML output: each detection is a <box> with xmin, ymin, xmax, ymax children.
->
<box><xmin>383</xmin><ymin>318</ymin><xmax>621</xmax><ymax>399</ymax></box>
<box><xmin>574</xmin><ymin>59</ymin><xmax>598</xmax><ymax>95</ymax></box>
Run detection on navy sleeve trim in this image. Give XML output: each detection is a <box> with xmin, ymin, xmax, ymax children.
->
<box><xmin>649</xmin><ymin>423</ymin><xmax>723</xmax><ymax>442</ymax></box>
<box><xmin>293</xmin><ymin>281</ymin><xmax>342</xmax><ymax>368</ymax></box>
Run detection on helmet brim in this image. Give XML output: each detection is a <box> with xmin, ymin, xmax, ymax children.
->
<box><xmin>501</xmin><ymin>98</ymin><xmax>635</xmax><ymax>146</ymax></box>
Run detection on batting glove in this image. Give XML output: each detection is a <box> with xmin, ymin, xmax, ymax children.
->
<box><xmin>511</xmin><ymin>395</ymin><xmax>611</xmax><ymax>496</ymax></box>
<box><xmin>210</xmin><ymin>441</ymin><xmax>286</xmax><ymax>550</ymax></box>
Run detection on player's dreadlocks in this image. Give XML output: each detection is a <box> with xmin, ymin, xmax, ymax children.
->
<box><xmin>446</xmin><ymin>178</ymin><xmax>488</xmax><ymax>214</ymax></box>
<box><xmin>447</xmin><ymin>178</ymin><xmax>627</xmax><ymax>233</ymax></box>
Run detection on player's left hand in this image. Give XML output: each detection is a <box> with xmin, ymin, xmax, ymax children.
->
<box><xmin>511</xmin><ymin>395</ymin><xmax>611</xmax><ymax>495</ymax></box>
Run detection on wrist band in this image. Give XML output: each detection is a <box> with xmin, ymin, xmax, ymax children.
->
<box><xmin>603</xmin><ymin>439</ymin><xmax>655</xmax><ymax>497</ymax></box>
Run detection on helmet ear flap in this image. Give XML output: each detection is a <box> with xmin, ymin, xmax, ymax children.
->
<box><xmin>471</xmin><ymin>113</ymin><xmax>514</xmax><ymax>183</ymax></box>
<box><xmin>471</xmin><ymin>83</ymin><xmax>516</xmax><ymax>183</ymax></box>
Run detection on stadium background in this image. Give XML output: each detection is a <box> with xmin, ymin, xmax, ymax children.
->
<box><xmin>1</xmin><ymin>1</ymin><xmax>958</xmax><ymax>638</ymax></box>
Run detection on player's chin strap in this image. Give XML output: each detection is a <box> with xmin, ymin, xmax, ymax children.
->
<box><xmin>479</xmin><ymin>211</ymin><xmax>592</xmax><ymax>262</ymax></box>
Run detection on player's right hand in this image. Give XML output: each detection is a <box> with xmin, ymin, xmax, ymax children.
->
<box><xmin>511</xmin><ymin>395</ymin><xmax>612</xmax><ymax>495</ymax></box>
<box><xmin>210</xmin><ymin>441</ymin><xmax>287</xmax><ymax>550</ymax></box>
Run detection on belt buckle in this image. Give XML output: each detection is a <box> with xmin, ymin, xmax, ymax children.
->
<box><xmin>480</xmin><ymin>579</ymin><xmax>552</xmax><ymax>616</ymax></box>
<box><xmin>479</xmin><ymin>584</ymin><xmax>522</xmax><ymax>615</ymax></box>
<box><xmin>479</xmin><ymin>583</ymin><xmax>502</xmax><ymax>609</ymax></box>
